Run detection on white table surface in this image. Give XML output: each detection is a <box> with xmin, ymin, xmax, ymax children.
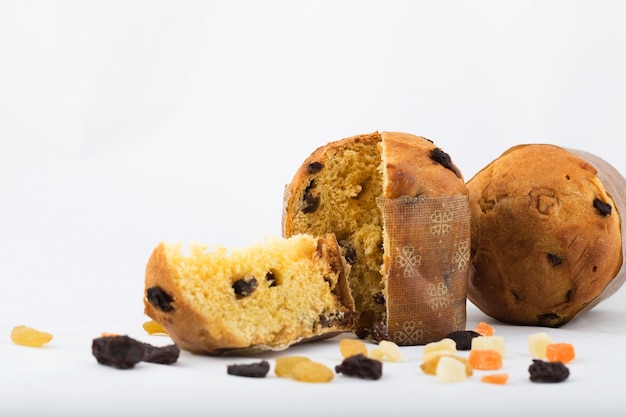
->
<box><xmin>2</xmin><ymin>2</ymin><xmax>626</xmax><ymax>416</ymax></box>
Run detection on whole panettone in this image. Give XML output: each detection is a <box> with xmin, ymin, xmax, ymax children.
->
<box><xmin>467</xmin><ymin>144</ymin><xmax>625</xmax><ymax>327</ymax></box>
<box><xmin>283</xmin><ymin>131</ymin><xmax>471</xmax><ymax>345</ymax></box>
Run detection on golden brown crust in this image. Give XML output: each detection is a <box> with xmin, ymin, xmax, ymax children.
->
<box><xmin>467</xmin><ymin>144</ymin><xmax>623</xmax><ymax>326</ymax></box>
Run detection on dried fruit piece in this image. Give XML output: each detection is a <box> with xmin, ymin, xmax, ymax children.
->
<box><xmin>227</xmin><ymin>360</ymin><xmax>270</xmax><ymax>378</ymax></box>
<box><xmin>92</xmin><ymin>335</ymin><xmax>180</xmax><ymax>369</ymax></box>
<box><xmin>422</xmin><ymin>338</ymin><xmax>457</xmax><ymax>362</ymax></box>
<box><xmin>481</xmin><ymin>373</ymin><xmax>509</xmax><ymax>385</ymax></box>
<box><xmin>291</xmin><ymin>361</ymin><xmax>334</xmax><ymax>383</ymax></box>
<box><xmin>275</xmin><ymin>356</ymin><xmax>312</xmax><ymax>377</ymax></box>
<box><xmin>339</xmin><ymin>338</ymin><xmax>368</xmax><ymax>358</ymax></box>
<box><xmin>468</xmin><ymin>349</ymin><xmax>503</xmax><ymax>370</ymax></box>
<box><xmin>546</xmin><ymin>343</ymin><xmax>575</xmax><ymax>363</ymax></box>
<box><xmin>473</xmin><ymin>322</ymin><xmax>495</xmax><ymax>336</ymax></box>
<box><xmin>335</xmin><ymin>354</ymin><xmax>383</xmax><ymax>380</ymax></box>
<box><xmin>528</xmin><ymin>359</ymin><xmax>570</xmax><ymax>383</ymax></box>
<box><xmin>471</xmin><ymin>336</ymin><xmax>506</xmax><ymax>357</ymax></box>
<box><xmin>421</xmin><ymin>354</ymin><xmax>472</xmax><ymax>377</ymax></box>
<box><xmin>142</xmin><ymin>320</ymin><xmax>168</xmax><ymax>335</ymax></box>
<box><xmin>11</xmin><ymin>325</ymin><xmax>53</xmax><ymax>347</ymax></box>
<box><xmin>445</xmin><ymin>330</ymin><xmax>481</xmax><ymax>350</ymax></box>
<box><xmin>436</xmin><ymin>355</ymin><xmax>468</xmax><ymax>383</ymax></box>
<box><xmin>527</xmin><ymin>332</ymin><xmax>552</xmax><ymax>359</ymax></box>
<box><xmin>232</xmin><ymin>276</ymin><xmax>258</xmax><ymax>297</ymax></box>
<box><xmin>142</xmin><ymin>343</ymin><xmax>180</xmax><ymax>364</ymax></box>
<box><xmin>368</xmin><ymin>340</ymin><xmax>404</xmax><ymax>362</ymax></box>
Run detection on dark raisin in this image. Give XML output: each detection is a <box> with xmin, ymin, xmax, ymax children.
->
<box><xmin>528</xmin><ymin>359</ymin><xmax>570</xmax><ymax>383</ymax></box>
<box><xmin>430</xmin><ymin>148</ymin><xmax>461</xmax><ymax>178</ymax></box>
<box><xmin>232</xmin><ymin>276</ymin><xmax>258</xmax><ymax>297</ymax></box>
<box><xmin>372</xmin><ymin>292</ymin><xmax>385</xmax><ymax>305</ymax></box>
<box><xmin>372</xmin><ymin>321</ymin><xmax>390</xmax><ymax>342</ymax></box>
<box><xmin>265</xmin><ymin>271</ymin><xmax>277</xmax><ymax>287</ymax></box>
<box><xmin>227</xmin><ymin>360</ymin><xmax>270</xmax><ymax>378</ymax></box>
<box><xmin>445</xmin><ymin>330</ymin><xmax>481</xmax><ymax>350</ymax></box>
<box><xmin>92</xmin><ymin>335</ymin><xmax>146</xmax><ymax>369</ymax></box>
<box><xmin>593</xmin><ymin>198</ymin><xmax>612</xmax><ymax>216</ymax></box>
<box><xmin>536</xmin><ymin>312</ymin><xmax>562</xmax><ymax>327</ymax></box>
<box><xmin>302</xmin><ymin>181</ymin><xmax>320</xmax><ymax>213</ymax></box>
<box><xmin>547</xmin><ymin>253</ymin><xmax>563</xmax><ymax>266</ymax></box>
<box><xmin>355</xmin><ymin>327</ymin><xmax>370</xmax><ymax>339</ymax></box>
<box><xmin>335</xmin><ymin>354</ymin><xmax>383</xmax><ymax>380</ymax></box>
<box><xmin>146</xmin><ymin>287</ymin><xmax>174</xmax><ymax>312</ymax></box>
<box><xmin>307</xmin><ymin>161</ymin><xmax>324</xmax><ymax>174</ymax></box>
<box><xmin>142</xmin><ymin>343</ymin><xmax>180</xmax><ymax>365</ymax></box>
<box><xmin>319</xmin><ymin>311</ymin><xmax>354</xmax><ymax>328</ymax></box>
<box><xmin>338</xmin><ymin>240</ymin><xmax>357</xmax><ymax>265</ymax></box>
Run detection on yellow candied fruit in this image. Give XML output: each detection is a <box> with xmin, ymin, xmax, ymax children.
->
<box><xmin>527</xmin><ymin>332</ymin><xmax>552</xmax><ymax>359</ymax></box>
<box><xmin>11</xmin><ymin>325</ymin><xmax>53</xmax><ymax>347</ymax></box>
<box><xmin>339</xmin><ymin>338</ymin><xmax>368</xmax><ymax>358</ymax></box>
<box><xmin>471</xmin><ymin>335</ymin><xmax>506</xmax><ymax>357</ymax></box>
<box><xmin>142</xmin><ymin>320</ymin><xmax>168</xmax><ymax>335</ymax></box>
<box><xmin>275</xmin><ymin>356</ymin><xmax>312</xmax><ymax>377</ymax></box>
<box><xmin>436</xmin><ymin>355</ymin><xmax>469</xmax><ymax>383</ymax></box>
<box><xmin>290</xmin><ymin>360</ymin><xmax>334</xmax><ymax>383</ymax></box>
<box><xmin>422</xmin><ymin>338</ymin><xmax>457</xmax><ymax>362</ymax></box>
<box><xmin>368</xmin><ymin>340</ymin><xmax>404</xmax><ymax>362</ymax></box>
<box><xmin>421</xmin><ymin>354</ymin><xmax>473</xmax><ymax>377</ymax></box>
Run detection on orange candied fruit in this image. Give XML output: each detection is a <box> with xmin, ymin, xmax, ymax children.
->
<box><xmin>468</xmin><ymin>349</ymin><xmax>503</xmax><ymax>370</ymax></box>
<box><xmin>481</xmin><ymin>373</ymin><xmax>509</xmax><ymax>385</ymax></box>
<box><xmin>473</xmin><ymin>321</ymin><xmax>495</xmax><ymax>336</ymax></box>
<box><xmin>546</xmin><ymin>343</ymin><xmax>575</xmax><ymax>363</ymax></box>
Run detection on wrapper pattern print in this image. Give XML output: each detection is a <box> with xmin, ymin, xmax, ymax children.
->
<box><xmin>378</xmin><ymin>194</ymin><xmax>471</xmax><ymax>345</ymax></box>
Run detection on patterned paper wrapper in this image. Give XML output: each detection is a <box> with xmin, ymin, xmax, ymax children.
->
<box><xmin>567</xmin><ymin>148</ymin><xmax>626</xmax><ymax>313</ymax></box>
<box><xmin>377</xmin><ymin>194</ymin><xmax>471</xmax><ymax>345</ymax></box>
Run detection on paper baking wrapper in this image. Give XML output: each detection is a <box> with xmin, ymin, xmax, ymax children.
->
<box><xmin>567</xmin><ymin>148</ymin><xmax>626</xmax><ymax>313</ymax></box>
<box><xmin>377</xmin><ymin>194</ymin><xmax>471</xmax><ymax>345</ymax></box>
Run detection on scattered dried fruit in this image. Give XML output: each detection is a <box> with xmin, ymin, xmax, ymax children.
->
<box><xmin>546</xmin><ymin>343</ymin><xmax>575</xmax><ymax>363</ymax></box>
<box><xmin>445</xmin><ymin>330</ymin><xmax>481</xmax><ymax>350</ymax></box>
<box><xmin>436</xmin><ymin>355</ymin><xmax>469</xmax><ymax>383</ymax></box>
<box><xmin>92</xmin><ymin>335</ymin><xmax>180</xmax><ymax>369</ymax></box>
<box><xmin>473</xmin><ymin>322</ymin><xmax>495</xmax><ymax>336</ymax></box>
<box><xmin>10</xmin><ymin>325</ymin><xmax>53</xmax><ymax>347</ymax></box>
<box><xmin>471</xmin><ymin>335</ymin><xmax>506</xmax><ymax>357</ymax></box>
<box><xmin>227</xmin><ymin>360</ymin><xmax>270</xmax><ymax>378</ymax></box>
<box><xmin>528</xmin><ymin>359</ymin><xmax>570</xmax><ymax>383</ymax></box>
<box><xmin>339</xmin><ymin>338</ymin><xmax>368</xmax><ymax>358</ymax></box>
<box><xmin>481</xmin><ymin>373</ymin><xmax>509</xmax><ymax>385</ymax></box>
<box><xmin>422</xmin><ymin>338</ymin><xmax>457</xmax><ymax>362</ymax></box>
<box><xmin>468</xmin><ymin>349</ymin><xmax>503</xmax><ymax>370</ymax></box>
<box><xmin>421</xmin><ymin>354</ymin><xmax>472</xmax><ymax>377</ymax></box>
<box><xmin>275</xmin><ymin>356</ymin><xmax>312</xmax><ymax>377</ymax></box>
<box><xmin>142</xmin><ymin>320</ymin><xmax>168</xmax><ymax>335</ymax></box>
<box><xmin>335</xmin><ymin>354</ymin><xmax>383</xmax><ymax>380</ymax></box>
<box><xmin>291</xmin><ymin>360</ymin><xmax>334</xmax><ymax>383</ymax></box>
<box><xmin>527</xmin><ymin>332</ymin><xmax>552</xmax><ymax>359</ymax></box>
<box><xmin>368</xmin><ymin>340</ymin><xmax>404</xmax><ymax>362</ymax></box>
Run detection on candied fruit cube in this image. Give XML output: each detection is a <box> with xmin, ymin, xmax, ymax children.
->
<box><xmin>339</xmin><ymin>338</ymin><xmax>368</xmax><ymax>358</ymax></box>
<box><xmin>368</xmin><ymin>340</ymin><xmax>404</xmax><ymax>362</ymax></box>
<box><xmin>481</xmin><ymin>373</ymin><xmax>509</xmax><ymax>385</ymax></box>
<box><xmin>11</xmin><ymin>325</ymin><xmax>53</xmax><ymax>347</ymax></box>
<box><xmin>275</xmin><ymin>356</ymin><xmax>311</xmax><ymax>377</ymax></box>
<box><xmin>422</xmin><ymin>338</ymin><xmax>457</xmax><ymax>362</ymax></box>
<box><xmin>290</xmin><ymin>361</ymin><xmax>334</xmax><ymax>383</ymax></box>
<box><xmin>473</xmin><ymin>322</ymin><xmax>495</xmax><ymax>336</ymax></box>
<box><xmin>527</xmin><ymin>332</ymin><xmax>552</xmax><ymax>359</ymax></box>
<box><xmin>468</xmin><ymin>349</ymin><xmax>503</xmax><ymax>370</ymax></box>
<box><xmin>436</xmin><ymin>355</ymin><xmax>469</xmax><ymax>383</ymax></box>
<box><xmin>421</xmin><ymin>354</ymin><xmax>473</xmax><ymax>377</ymax></box>
<box><xmin>142</xmin><ymin>320</ymin><xmax>168</xmax><ymax>335</ymax></box>
<box><xmin>546</xmin><ymin>343</ymin><xmax>575</xmax><ymax>363</ymax></box>
<box><xmin>471</xmin><ymin>336</ymin><xmax>506</xmax><ymax>357</ymax></box>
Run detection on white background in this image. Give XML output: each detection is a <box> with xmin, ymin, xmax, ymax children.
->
<box><xmin>2</xmin><ymin>1</ymin><xmax>626</xmax><ymax>416</ymax></box>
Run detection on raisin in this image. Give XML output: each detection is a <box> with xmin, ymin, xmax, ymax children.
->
<box><xmin>338</xmin><ymin>240</ymin><xmax>357</xmax><ymax>265</ymax></box>
<box><xmin>430</xmin><ymin>148</ymin><xmax>461</xmax><ymax>178</ymax></box>
<box><xmin>227</xmin><ymin>360</ymin><xmax>270</xmax><ymax>378</ymax></box>
<box><xmin>339</xmin><ymin>339</ymin><xmax>368</xmax><ymax>358</ymax></box>
<box><xmin>372</xmin><ymin>292</ymin><xmax>385</xmax><ymax>305</ymax></box>
<box><xmin>307</xmin><ymin>161</ymin><xmax>324</xmax><ymax>174</ymax></box>
<box><xmin>445</xmin><ymin>330</ymin><xmax>480</xmax><ymax>350</ymax></box>
<box><xmin>355</xmin><ymin>327</ymin><xmax>370</xmax><ymax>339</ymax></box>
<box><xmin>291</xmin><ymin>361</ymin><xmax>334</xmax><ymax>383</ymax></box>
<box><xmin>142</xmin><ymin>343</ymin><xmax>180</xmax><ymax>365</ymax></box>
<box><xmin>232</xmin><ymin>276</ymin><xmax>258</xmax><ymax>297</ymax></box>
<box><xmin>146</xmin><ymin>286</ymin><xmax>174</xmax><ymax>312</ymax></box>
<box><xmin>547</xmin><ymin>253</ymin><xmax>563</xmax><ymax>266</ymax></box>
<box><xmin>142</xmin><ymin>320</ymin><xmax>167</xmax><ymax>335</ymax></box>
<box><xmin>11</xmin><ymin>325</ymin><xmax>53</xmax><ymax>347</ymax></box>
<box><xmin>372</xmin><ymin>321</ymin><xmax>390</xmax><ymax>342</ymax></box>
<box><xmin>265</xmin><ymin>271</ymin><xmax>277</xmax><ymax>287</ymax></box>
<box><xmin>537</xmin><ymin>312</ymin><xmax>562</xmax><ymax>327</ymax></box>
<box><xmin>302</xmin><ymin>181</ymin><xmax>320</xmax><ymax>214</ymax></box>
<box><xmin>528</xmin><ymin>359</ymin><xmax>570</xmax><ymax>382</ymax></box>
<box><xmin>92</xmin><ymin>336</ymin><xmax>146</xmax><ymax>369</ymax></box>
<box><xmin>335</xmin><ymin>354</ymin><xmax>383</xmax><ymax>380</ymax></box>
<box><xmin>275</xmin><ymin>356</ymin><xmax>311</xmax><ymax>377</ymax></box>
<box><xmin>593</xmin><ymin>198</ymin><xmax>612</xmax><ymax>216</ymax></box>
